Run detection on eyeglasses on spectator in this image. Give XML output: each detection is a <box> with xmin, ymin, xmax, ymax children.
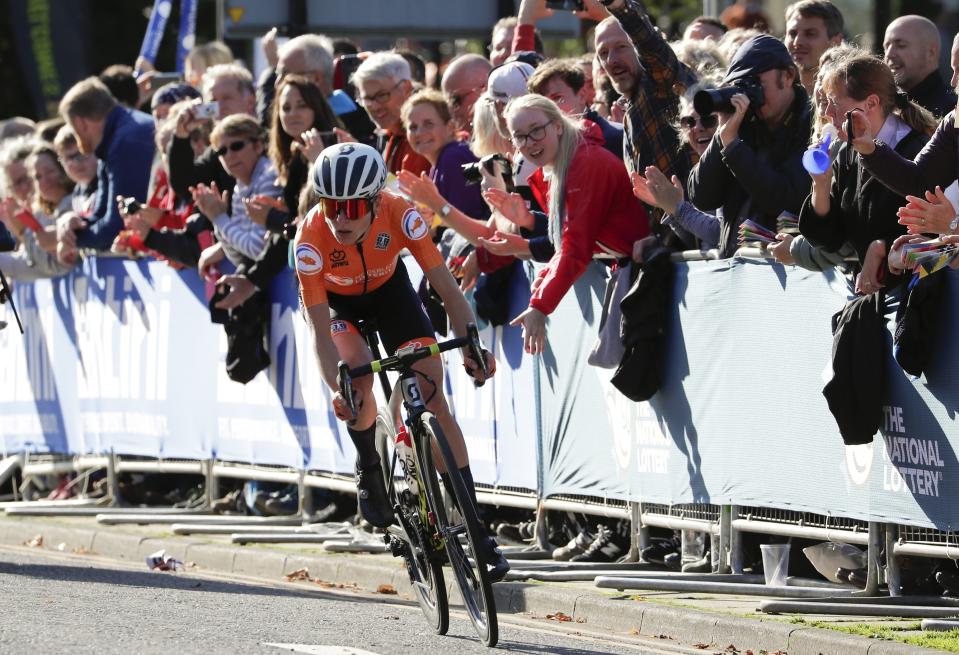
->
<box><xmin>360</xmin><ymin>81</ymin><xmax>403</xmax><ymax>107</ymax></box>
<box><xmin>510</xmin><ymin>122</ymin><xmax>552</xmax><ymax>148</ymax></box>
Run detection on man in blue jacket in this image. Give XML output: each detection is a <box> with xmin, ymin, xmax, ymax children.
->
<box><xmin>56</xmin><ymin>77</ymin><xmax>154</xmax><ymax>255</ymax></box>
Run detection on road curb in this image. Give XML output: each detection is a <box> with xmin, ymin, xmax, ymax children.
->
<box><xmin>0</xmin><ymin>517</ymin><xmax>948</xmax><ymax>654</ymax></box>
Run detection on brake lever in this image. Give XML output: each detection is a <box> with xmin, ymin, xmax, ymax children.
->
<box><xmin>337</xmin><ymin>361</ymin><xmax>357</xmax><ymax>423</ymax></box>
<box><xmin>465</xmin><ymin>322</ymin><xmax>488</xmax><ymax>388</ymax></box>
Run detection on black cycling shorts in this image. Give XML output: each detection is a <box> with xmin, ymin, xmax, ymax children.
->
<box><xmin>326</xmin><ymin>258</ymin><xmax>436</xmax><ymax>355</ymax></box>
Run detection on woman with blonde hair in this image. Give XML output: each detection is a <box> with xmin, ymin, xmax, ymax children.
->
<box><xmin>503</xmin><ymin>94</ymin><xmax>648</xmax><ymax>354</ymax></box>
<box><xmin>799</xmin><ymin>52</ymin><xmax>935</xmax><ymax>294</ymax></box>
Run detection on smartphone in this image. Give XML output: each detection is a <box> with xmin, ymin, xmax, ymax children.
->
<box><xmin>194</xmin><ymin>101</ymin><xmax>220</xmax><ymax>120</ymax></box>
<box><xmin>119</xmin><ymin>197</ymin><xmax>142</xmax><ymax>216</ymax></box>
<box><xmin>149</xmin><ymin>71</ymin><xmax>183</xmax><ymax>90</ymax></box>
<box><xmin>546</xmin><ymin>0</ymin><xmax>585</xmax><ymax>10</ymax></box>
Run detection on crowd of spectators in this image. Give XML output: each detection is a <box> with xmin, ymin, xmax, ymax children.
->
<box><xmin>3</xmin><ymin>0</ymin><xmax>959</xmax><ymax>585</ymax></box>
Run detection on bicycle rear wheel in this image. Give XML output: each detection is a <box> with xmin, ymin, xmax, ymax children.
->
<box><xmin>417</xmin><ymin>414</ymin><xmax>498</xmax><ymax>647</ymax></box>
<box><xmin>375</xmin><ymin>408</ymin><xmax>448</xmax><ymax>635</ymax></box>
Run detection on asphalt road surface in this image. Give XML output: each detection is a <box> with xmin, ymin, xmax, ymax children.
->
<box><xmin>0</xmin><ymin>546</ymin><xmax>708</xmax><ymax>655</ymax></box>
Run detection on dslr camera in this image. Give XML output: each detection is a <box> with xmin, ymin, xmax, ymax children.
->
<box><xmin>693</xmin><ymin>77</ymin><xmax>765</xmax><ymax>116</ymax></box>
<box><xmin>462</xmin><ymin>154</ymin><xmax>514</xmax><ymax>192</ymax></box>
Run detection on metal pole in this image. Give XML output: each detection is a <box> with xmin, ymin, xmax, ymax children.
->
<box><xmin>886</xmin><ymin>523</ymin><xmax>902</xmax><ymax>597</ymax></box>
<box><xmin>215</xmin><ymin>0</ymin><xmax>225</xmax><ymax>42</ymax></box>
<box><xmin>730</xmin><ymin>505</ymin><xmax>744</xmax><ymax>574</ymax></box>
<box><xmin>205</xmin><ymin>459</ymin><xmax>220</xmax><ymax>509</ymax></box>
<box><xmin>855</xmin><ymin>521</ymin><xmax>883</xmax><ymax>597</ymax></box>
<box><xmin>106</xmin><ymin>451</ymin><xmax>119</xmax><ymax>507</ymax></box>
<box><xmin>626</xmin><ymin>502</ymin><xmax>641</xmax><ymax>562</ymax></box>
<box><xmin>717</xmin><ymin>504</ymin><xmax>732</xmax><ymax>574</ymax></box>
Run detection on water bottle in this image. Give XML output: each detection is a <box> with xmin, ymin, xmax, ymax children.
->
<box><xmin>395</xmin><ymin>426</ymin><xmax>419</xmax><ymax>495</ymax></box>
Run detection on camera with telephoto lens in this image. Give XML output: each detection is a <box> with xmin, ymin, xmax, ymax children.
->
<box><xmin>462</xmin><ymin>154</ymin><xmax>514</xmax><ymax>191</ymax></box>
<box><xmin>693</xmin><ymin>77</ymin><xmax>765</xmax><ymax>116</ymax></box>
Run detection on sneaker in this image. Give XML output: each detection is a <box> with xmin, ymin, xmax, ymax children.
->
<box><xmin>570</xmin><ymin>525</ymin><xmax>624</xmax><ymax>563</ymax></box>
<box><xmin>483</xmin><ymin>537</ymin><xmax>510</xmax><ymax>582</ymax></box>
<box><xmin>264</xmin><ymin>492</ymin><xmax>298</xmax><ymax>516</ymax></box>
<box><xmin>496</xmin><ymin>521</ymin><xmax>534</xmax><ymax>544</ymax></box>
<box><xmin>211</xmin><ymin>489</ymin><xmax>243</xmax><ymax>514</ymax></box>
<box><xmin>355</xmin><ymin>463</ymin><xmax>393</xmax><ymax>528</ymax></box>
<box><xmin>640</xmin><ymin>535</ymin><xmax>681</xmax><ymax>566</ymax></box>
<box><xmin>552</xmin><ymin>531</ymin><xmax>593</xmax><ymax>561</ymax></box>
<box><xmin>681</xmin><ymin>552</ymin><xmax>711</xmax><ymax>573</ymax></box>
<box><xmin>663</xmin><ymin>551</ymin><xmax>682</xmax><ymax>571</ymax></box>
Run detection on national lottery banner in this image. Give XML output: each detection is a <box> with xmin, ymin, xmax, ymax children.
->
<box><xmin>0</xmin><ymin>257</ymin><xmax>537</xmax><ymax>490</ymax></box>
<box><xmin>538</xmin><ymin>258</ymin><xmax>959</xmax><ymax>531</ymax></box>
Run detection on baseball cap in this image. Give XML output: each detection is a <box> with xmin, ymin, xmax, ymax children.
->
<box><xmin>488</xmin><ymin>61</ymin><xmax>536</xmax><ymax>103</ymax></box>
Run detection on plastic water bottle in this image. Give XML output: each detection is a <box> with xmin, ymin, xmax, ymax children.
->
<box><xmin>395</xmin><ymin>426</ymin><xmax>419</xmax><ymax>495</ymax></box>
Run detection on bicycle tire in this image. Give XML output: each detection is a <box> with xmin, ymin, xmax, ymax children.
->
<box><xmin>417</xmin><ymin>413</ymin><xmax>498</xmax><ymax>647</ymax></box>
<box><xmin>375</xmin><ymin>408</ymin><xmax>449</xmax><ymax>635</ymax></box>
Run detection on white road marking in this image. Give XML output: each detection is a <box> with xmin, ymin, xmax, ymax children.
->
<box><xmin>264</xmin><ymin>645</ymin><xmax>383</xmax><ymax>655</ymax></box>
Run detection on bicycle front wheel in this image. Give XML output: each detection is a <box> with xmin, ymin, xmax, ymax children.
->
<box><xmin>418</xmin><ymin>414</ymin><xmax>498</xmax><ymax>648</ymax></box>
<box><xmin>376</xmin><ymin>408</ymin><xmax>448</xmax><ymax>635</ymax></box>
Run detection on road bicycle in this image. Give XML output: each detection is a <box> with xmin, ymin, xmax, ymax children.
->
<box><xmin>337</xmin><ymin>322</ymin><xmax>499</xmax><ymax>647</ymax></box>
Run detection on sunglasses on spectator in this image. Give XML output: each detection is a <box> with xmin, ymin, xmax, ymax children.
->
<box><xmin>359</xmin><ymin>81</ymin><xmax>403</xmax><ymax>107</ymax></box>
<box><xmin>320</xmin><ymin>197</ymin><xmax>371</xmax><ymax>221</ymax></box>
<box><xmin>446</xmin><ymin>86</ymin><xmax>484</xmax><ymax>110</ymax></box>
<box><xmin>510</xmin><ymin>122</ymin><xmax>552</xmax><ymax>148</ymax></box>
<box><xmin>214</xmin><ymin>139</ymin><xmax>253</xmax><ymax>157</ymax></box>
<box><xmin>679</xmin><ymin>114</ymin><xmax>718</xmax><ymax>130</ymax></box>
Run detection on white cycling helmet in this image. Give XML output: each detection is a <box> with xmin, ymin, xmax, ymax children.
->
<box><xmin>311</xmin><ymin>142</ymin><xmax>388</xmax><ymax>200</ymax></box>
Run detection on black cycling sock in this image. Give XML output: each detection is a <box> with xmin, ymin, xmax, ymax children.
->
<box><xmin>347</xmin><ymin>424</ymin><xmax>379</xmax><ymax>469</ymax></box>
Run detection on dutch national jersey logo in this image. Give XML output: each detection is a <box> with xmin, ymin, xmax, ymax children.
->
<box><xmin>375</xmin><ymin>232</ymin><xmax>391</xmax><ymax>250</ymax></box>
<box><xmin>295</xmin><ymin>243</ymin><xmax>323</xmax><ymax>275</ymax></box>
<box><xmin>402</xmin><ymin>208</ymin><xmax>429</xmax><ymax>241</ymax></box>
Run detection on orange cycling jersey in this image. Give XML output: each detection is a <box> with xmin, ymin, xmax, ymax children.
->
<box><xmin>294</xmin><ymin>191</ymin><xmax>444</xmax><ymax>307</ymax></box>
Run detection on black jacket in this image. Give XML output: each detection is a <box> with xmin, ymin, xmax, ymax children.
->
<box><xmin>688</xmin><ymin>85</ymin><xmax>814</xmax><ymax>258</ymax></box>
<box><xmin>143</xmin><ymin>213</ymin><xmax>212</xmax><ymax>269</ymax></box>
<box><xmin>611</xmin><ymin>245</ymin><xmax>673</xmax><ymax>402</ymax></box>
<box><xmin>799</xmin><ymin>126</ymin><xmax>928</xmax><ymax>276</ymax></box>
<box><xmin>167</xmin><ymin>137</ymin><xmax>235</xmax><ymax>204</ymax></box>
<box><xmin>823</xmin><ymin>292</ymin><xmax>886</xmax><ymax>446</ymax></box>
<box><xmin>906</xmin><ymin>70</ymin><xmax>957</xmax><ymax>120</ymax></box>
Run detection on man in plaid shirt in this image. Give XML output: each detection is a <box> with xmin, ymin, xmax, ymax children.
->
<box><xmin>595</xmin><ymin>0</ymin><xmax>698</xmax><ymax>248</ymax></box>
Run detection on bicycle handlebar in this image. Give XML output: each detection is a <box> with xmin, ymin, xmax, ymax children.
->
<box><xmin>337</xmin><ymin>322</ymin><xmax>489</xmax><ymax>420</ymax></box>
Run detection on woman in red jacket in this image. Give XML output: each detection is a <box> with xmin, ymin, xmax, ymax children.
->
<box><xmin>504</xmin><ymin>94</ymin><xmax>648</xmax><ymax>354</ymax></box>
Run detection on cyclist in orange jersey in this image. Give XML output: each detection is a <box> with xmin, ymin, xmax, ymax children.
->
<box><xmin>294</xmin><ymin>142</ymin><xmax>509</xmax><ymax>581</ymax></box>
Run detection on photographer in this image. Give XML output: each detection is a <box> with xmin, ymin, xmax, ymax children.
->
<box><xmin>687</xmin><ymin>35</ymin><xmax>814</xmax><ymax>257</ymax></box>
<box><xmin>166</xmin><ymin>64</ymin><xmax>255</xmax><ymax>204</ymax></box>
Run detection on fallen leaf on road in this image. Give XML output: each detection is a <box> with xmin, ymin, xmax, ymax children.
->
<box><xmin>545</xmin><ymin>612</ymin><xmax>573</xmax><ymax>622</ymax></box>
<box><xmin>693</xmin><ymin>643</ymin><xmax>711</xmax><ymax>650</ymax></box>
<box><xmin>71</xmin><ymin>546</ymin><xmax>92</xmax><ymax>555</ymax></box>
<box><xmin>745</xmin><ymin>650</ymin><xmax>754</xmax><ymax>655</ymax></box>
<box><xmin>25</xmin><ymin>534</ymin><xmax>43</xmax><ymax>548</ymax></box>
<box><xmin>725</xmin><ymin>646</ymin><xmax>740</xmax><ymax>653</ymax></box>
<box><xmin>384</xmin><ymin>616</ymin><xmax>400</xmax><ymax>620</ymax></box>
<box><xmin>628</xmin><ymin>628</ymin><xmax>640</xmax><ymax>635</ymax></box>
<box><xmin>376</xmin><ymin>584</ymin><xmax>397</xmax><ymax>595</ymax></box>
<box><xmin>655</xmin><ymin>634</ymin><xmax>674</xmax><ymax>640</ymax></box>
<box><xmin>575</xmin><ymin>618</ymin><xmax>586</xmax><ymax>624</ymax></box>
<box><xmin>284</xmin><ymin>567</ymin><xmax>310</xmax><ymax>581</ymax></box>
